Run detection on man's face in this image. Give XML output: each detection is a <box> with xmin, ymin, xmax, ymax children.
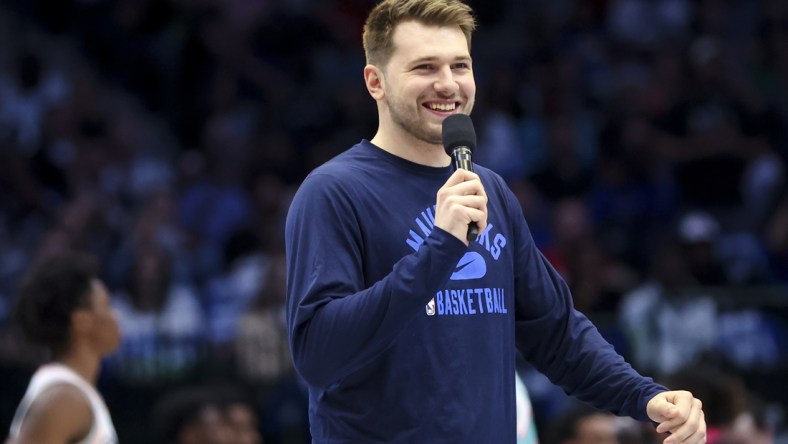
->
<box><xmin>85</xmin><ymin>279</ymin><xmax>121</xmax><ymax>355</ymax></box>
<box><xmin>379</xmin><ymin>20</ymin><xmax>475</xmax><ymax>145</ymax></box>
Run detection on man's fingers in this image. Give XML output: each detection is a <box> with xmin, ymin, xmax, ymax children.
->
<box><xmin>647</xmin><ymin>391</ymin><xmax>706</xmax><ymax>443</ymax></box>
<box><xmin>658</xmin><ymin>398</ymin><xmax>705</xmax><ymax>442</ymax></box>
<box><xmin>441</xmin><ymin>195</ymin><xmax>488</xmax><ymax>223</ymax></box>
<box><xmin>444</xmin><ymin>168</ymin><xmax>480</xmax><ymax>186</ymax></box>
<box><xmin>449</xmin><ymin>179</ymin><xmax>487</xmax><ymax>197</ymax></box>
<box><xmin>649</xmin><ymin>391</ymin><xmax>692</xmax><ymax>423</ymax></box>
<box><xmin>649</xmin><ymin>399</ymin><xmax>674</xmax><ymax>423</ymax></box>
<box><xmin>443</xmin><ymin>193</ymin><xmax>487</xmax><ymax>209</ymax></box>
<box><xmin>435</xmin><ymin>170</ymin><xmax>489</xmax><ymax>244</ymax></box>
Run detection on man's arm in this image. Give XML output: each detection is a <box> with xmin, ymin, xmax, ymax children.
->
<box><xmin>285</xmin><ymin>172</ymin><xmax>467</xmax><ymax>387</ymax></box>
<box><xmin>10</xmin><ymin>384</ymin><xmax>93</xmax><ymax>444</ymax></box>
<box><xmin>505</xmin><ymin>188</ymin><xmax>706</xmax><ymax>441</ymax></box>
<box><xmin>502</xmin><ymin>182</ymin><xmax>663</xmax><ymax>420</ymax></box>
<box><xmin>513</xmin><ymin>245</ymin><xmax>665</xmax><ymax>420</ymax></box>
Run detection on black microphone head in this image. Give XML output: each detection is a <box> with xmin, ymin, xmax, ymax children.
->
<box><xmin>441</xmin><ymin>114</ymin><xmax>476</xmax><ymax>156</ymax></box>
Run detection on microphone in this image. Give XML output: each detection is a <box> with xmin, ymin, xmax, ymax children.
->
<box><xmin>442</xmin><ymin>113</ymin><xmax>479</xmax><ymax>242</ymax></box>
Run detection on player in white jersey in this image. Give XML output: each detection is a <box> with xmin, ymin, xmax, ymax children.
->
<box><xmin>7</xmin><ymin>251</ymin><xmax>121</xmax><ymax>444</ymax></box>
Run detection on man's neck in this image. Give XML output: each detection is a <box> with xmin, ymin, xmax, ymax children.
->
<box><xmin>56</xmin><ymin>347</ymin><xmax>101</xmax><ymax>385</ymax></box>
<box><xmin>370</xmin><ymin>128</ymin><xmax>451</xmax><ymax>168</ymax></box>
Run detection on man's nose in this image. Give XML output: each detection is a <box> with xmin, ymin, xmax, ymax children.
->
<box><xmin>434</xmin><ymin>66</ymin><xmax>459</xmax><ymax>96</ymax></box>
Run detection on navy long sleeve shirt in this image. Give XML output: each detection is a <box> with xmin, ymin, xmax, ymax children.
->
<box><xmin>285</xmin><ymin>140</ymin><xmax>666</xmax><ymax>443</ymax></box>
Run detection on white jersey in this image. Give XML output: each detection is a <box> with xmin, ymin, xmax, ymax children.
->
<box><xmin>9</xmin><ymin>363</ymin><xmax>118</xmax><ymax>444</ymax></box>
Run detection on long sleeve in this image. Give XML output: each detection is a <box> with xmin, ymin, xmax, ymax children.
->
<box><xmin>508</xmin><ymin>195</ymin><xmax>666</xmax><ymax>422</ymax></box>
<box><xmin>285</xmin><ymin>171</ymin><xmax>467</xmax><ymax>387</ymax></box>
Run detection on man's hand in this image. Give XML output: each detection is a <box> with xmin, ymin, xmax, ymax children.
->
<box><xmin>434</xmin><ymin>169</ymin><xmax>488</xmax><ymax>245</ymax></box>
<box><xmin>647</xmin><ymin>390</ymin><xmax>707</xmax><ymax>443</ymax></box>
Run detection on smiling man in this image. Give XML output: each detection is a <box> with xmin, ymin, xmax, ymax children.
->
<box><xmin>285</xmin><ymin>1</ymin><xmax>707</xmax><ymax>443</ymax></box>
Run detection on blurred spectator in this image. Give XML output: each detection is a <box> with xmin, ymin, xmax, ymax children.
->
<box><xmin>662</xmin><ymin>362</ymin><xmax>748</xmax><ymax>436</ymax></box>
<box><xmin>152</xmin><ymin>387</ymin><xmax>236</xmax><ymax>444</ymax></box>
<box><xmin>177</xmin><ymin>109</ymin><xmax>254</xmax><ymax>282</ymax></box>
<box><xmin>662</xmin><ymin>361</ymin><xmax>782</xmax><ymax>444</ymax></box>
<box><xmin>678</xmin><ymin>209</ymin><xmax>774</xmax><ymax>286</ymax></box>
<box><xmin>542</xmin><ymin>198</ymin><xmax>638</xmax><ymax>313</ymax></box>
<box><xmin>542</xmin><ymin>401</ymin><xmax>648</xmax><ymax>444</ymax></box>
<box><xmin>97</xmin><ymin>109</ymin><xmax>176</xmax><ymax>208</ymax></box>
<box><xmin>589</xmin><ymin>116</ymin><xmax>677</xmax><ymax>269</ymax></box>
<box><xmin>677</xmin><ymin>210</ymin><xmax>730</xmax><ymax>286</ymax></box>
<box><xmin>246</xmin><ymin>170</ymin><xmax>291</xmax><ymax>254</ymax></box>
<box><xmin>652</xmin><ymin>33</ymin><xmax>785</xmax><ymax>232</ymax></box>
<box><xmin>715</xmin><ymin>308</ymin><xmax>785</xmax><ymax>371</ymax></box>
<box><xmin>30</xmin><ymin>190</ymin><xmax>116</xmax><ymax>264</ymax></box>
<box><xmin>529</xmin><ymin>114</ymin><xmax>595</xmax><ymax>202</ymax></box>
<box><xmin>474</xmin><ymin>64</ymin><xmax>530</xmax><ymax>181</ymax></box>
<box><xmin>618</xmin><ymin>238</ymin><xmax>717</xmax><ymax>376</ymax></box>
<box><xmin>718</xmin><ymin>394</ymin><xmax>781</xmax><ymax>444</ymax></box>
<box><xmin>0</xmin><ymin>46</ymin><xmax>69</xmax><ymax>152</ymax></box>
<box><xmin>7</xmin><ymin>251</ymin><xmax>120</xmax><ymax>443</ymax></box>
<box><xmin>225</xmin><ymin>397</ymin><xmax>263</xmax><ymax>444</ymax></box>
<box><xmin>606</xmin><ymin>0</ymin><xmax>691</xmax><ymax>48</ymax></box>
<box><xmin>204</xmin><ymin>228</ymin><xmax>270</xmax><ymax>347</ymax></box>
<box><xmin>108</xmin><ymin>243</ymin><xmax>204</xmax><ymax>383</ymax></box>
<box><xmin>233</xmin><ymin>251</ymin><xmax>290</xmax><ymax>386</ymax></box>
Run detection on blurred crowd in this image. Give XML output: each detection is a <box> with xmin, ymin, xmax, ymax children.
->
<box><xmin>0</xmin><ymin>0</ymin><xmax>787</xmax><ymax>442</ymax></box>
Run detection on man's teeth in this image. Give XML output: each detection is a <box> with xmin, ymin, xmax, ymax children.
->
<box><xmin>429</xmin><ymin>103</ymin><xmax>456</xmax><ymax>111</ymax></box>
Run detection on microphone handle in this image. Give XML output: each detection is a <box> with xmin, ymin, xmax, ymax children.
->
<box><xmin>451</xmin><ymin>146</ymin><xmax>474</xmax><ymax>172</ymax></box>
<box><xmin>451</xmin><ymin>146</ymin><xmax>479</xmax><ymax>242</ymax></box>
<box><xmin>466</xmin><ymin>221</ymin><xmax>479</xmax><ymax>242</ymax></box>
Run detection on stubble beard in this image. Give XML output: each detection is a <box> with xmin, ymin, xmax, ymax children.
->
<box><xmin>386</xmin><ymin>89</ymin><xmax>443</xmax><ymax>146</ymax></box>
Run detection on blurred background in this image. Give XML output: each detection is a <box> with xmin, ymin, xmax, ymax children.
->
<box><xmin>0</xmin><ymin>0</ymin><xmax>786</xmax><ymax>442</ymax></box>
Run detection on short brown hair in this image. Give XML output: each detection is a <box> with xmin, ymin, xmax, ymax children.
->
<box><xmin>362</xmin><ymin>0</ymin><xmax>477</xmax><ymax>67</ymax></box>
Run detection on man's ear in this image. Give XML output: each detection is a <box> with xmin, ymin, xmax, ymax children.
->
<box><xmin>364</xmin><ymin>64</ymin><xmax>386</xmax><ymax>100</ymax></box>
<box><xmin>71</xmin><ymin>309</ymin><xmax>93</xmax><ymax>335</ymax></box>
